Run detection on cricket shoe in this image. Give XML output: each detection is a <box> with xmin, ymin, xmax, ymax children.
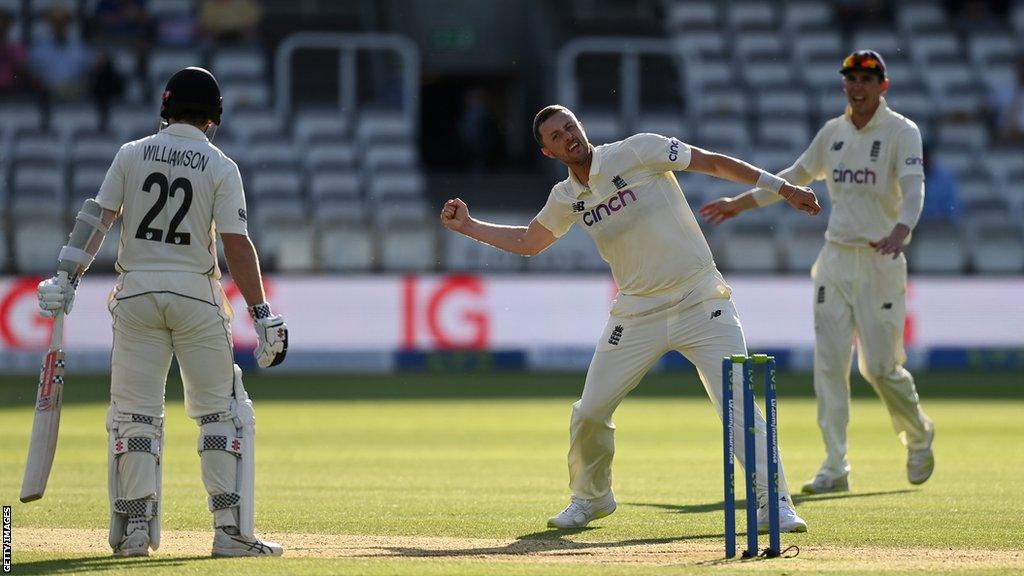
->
<box><xmin>800</xmin><ymin>471</ymin><xmax>850</xmax><ymax>495</ymax></box>
<box><xmin>113</xmin><ymin>517</ymin><xmax>150</xmax><ymax>557</ymax></box>
<box><xmin>907</xmin><ymin>426</ymin><xmax>936</xmax><ymax>485</ymax></box>
<box><xmin>547</xmin><ymin>492</ymin><xmax>617</xmax><ymax>528</ymax></box>
<box><xmin>757</xmin><ymin>496</ymin><xmax>808</xmax><ymax>533</ymax></box>
<box><xmin>212</xmin><ymin>526</ymin><xmax>284</xmax><ymax>557</ymax></box>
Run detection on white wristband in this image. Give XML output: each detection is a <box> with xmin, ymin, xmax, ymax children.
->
<box><xmin>756</xmin><ymin>171</ymin><xmax>786</xmax><ymax>195</ymax></box>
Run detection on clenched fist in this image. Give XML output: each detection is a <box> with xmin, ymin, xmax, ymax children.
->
<box><xmin>440</xmin><ymin>198</ymin><xmax>471</xmax><ymax>232</ymax></box>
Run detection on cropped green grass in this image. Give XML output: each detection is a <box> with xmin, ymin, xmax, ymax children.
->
<box><xmin>1</xmin><ymin>370</ymin><xmax>1021</xmax><ymax>575</ymax></box>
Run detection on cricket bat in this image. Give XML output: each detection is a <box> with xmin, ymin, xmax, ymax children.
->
<box><xmin>20</xmin><ymin>311</ymin><xmax>66</xmax><ymax>503</ymax></box>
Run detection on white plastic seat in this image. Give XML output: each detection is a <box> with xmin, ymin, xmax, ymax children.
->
<box><xmin>363</xmin><ymin>143</ymin><xmax>417</xmax><ymax>174</ymax></box>
<box><xmin>71</xmin><ymin>134</ymin><xmax>120</xmax><ymax>163</ymax></box>
<box><xmin>310</xmin><ymin>172</ymin><xmax>361</xmax><ymax>202</ymax></box>
<box><xmin>12</xmin><ymin>205</ymin><xmax>65</xmax><ymax>273</ymax></box>
<box><xmin>526</xmin><ymin>224</ymin><xmax>604</xmax><ymax>271</ymax></box>
<box><xmin>304</xmin><ymin>142</ymin><xmax>357</xmax><ymax>171</ymax></box>
<box><xmin>695</xmin><ymin>118</ymin><xmax>750</xmax><ymax>153</ymax></box>
<box><xmin>734</xmin><ymin>33</ymin><xmax>784</xmax><ymax>63</ymax></box>
<box><xmin>293</xmin><ymin>108</ymin><xmax>349</xmax><ymax>144</ymax></box>
<box><xmin>935</xmin><ymin>121</ymin><xmax>989</xmax><ymax>152</ymax></box>
<box><xmin>316</xmin><ymin>201</ymin><xmax>374</xmax><ymax>271</ymax></box>
<box><xmin>13</xmin><ymin>132</ymin><xmax>63</xmax><ymax>162</ymax></box>
<box><xmin>367</xmin><ymin>173</ymin><xmax>425</xmax><ymax>202</ymax></box>
<box><xmin>355</xmin><ymin>111</ymin><xmax>412</xmax><ymax>144</ymax></box>
<box><xmin>443</xmin><ymin>211</ymin><xmax>527</xmax><ymax>272</ymax></box>
<box><xmin>148</xmin><ymin>48</ymin><xmax>203</xmax><ymax>87</ymax></box>
<box><xmin>634</xmin><ymin>113</ymin><xmax>687</xmax><ymax>140</ymax></box>
<box><xmin>246</xmin><ymin>141</ymin><xmax>299</xmax><ymax>170</ymax></box>
<box><xmin>377</xmin><ymin>211</ymin><xmax>437</xmax><ymax>272</ymax></box>
<box><xmin>252</xmin><ymin>200</ymin><xmax>314</xmax><ymax>272</ymax></box>
<box><xmin>897</xmin><ymin>3</ymin><xmax>949</xmax><ymax>32</ymax></box>
<box><xmin>715</xmin><ymin>222</ymin><xmax>779</xmax><ymax>272</ymax></box>
<box><xmin>697</xmin><ymin>88</ymin><xmax>748</xmax><ymax>117</ymax></box>
<box><xmin>781</xmin><ymin>220</ymin><xmax>827</xmax><ymax>272</ymax></box>
<box><xmin>757</xmin><ymin>118</ymin><xmax>809</xmax><ymax>151</ymax></box>
<box><xmin>792</xmin><ymin>33</ymin><xmax>842</xmax><ymax>64</ymax></box>
<box><xmin>577</xmin><ymin>112</ymin><xmax>623</xmax><ymax>146</ymax></box>
<box><xmin>909</xmin><ymin>33</ymin><xmax>960</xmax><ymax>66</ymax></box>
<box><xmin>0</xmin><ymin>103</ymin><xmax>42</xmax><ymax>133</ymax></box>
<box><xmin>967</xmin><ymin>218</ymin><xmax>1024</xmax><ymax>274</ymax></box>
<box><xmin>50</xmin><ymin>105</ymin><xmax>100</xmax><ymax>139</ymax></box>
<box><xmin>221</xmin><ymin>80</ymin><xmax>270</xmax><ymax>110</ymax></box>
<box><xmin>110</xmin><ymin>105</ymin><xmax>156</xmax><ymax>142</ymax></box>
<box><xmin>757</xmin><ymin>90</ymin><xmax>810</xmax><ymax>118</ymax></box>
<box><xmin>850</xmin><ymin>29</ymin><xmax>901</xmax><ymax>56</ymax></box>
<box><xmin>667</xmin><ymin>1</ymin><xmax>718</xmax><ymax>30</ymax></box>
<box><xmin>783</xmin><ymin>1</ymin><xmax>833</xmax><ymax>32</ymax></box>
<box><xmin>907</xmin><ymin>221</ymin><xmax>966</xmax><ymax>274</ymax></box>
<box><xmin>220</xmin><ymin>109</ymin><xmax>283</xmax><ymax>143</ymax></box>
<box><xmin>968</xmin><ymin>33</ymin><xmax>1017</xmax><ymax>68</ymax></box>
<box><xmin>210</xmin><ymin>48</ymin><xmax>265</xmax><ymax>82</ymax></box>
<box><xmin>727</xmin><ymin>1</ymin><xmax>777</xmax><ymax>30</ymax></box>
<box><xmin>250</xmin><ymin>169</ymin><xmax>302</xmax><ymax>200</ymax></box>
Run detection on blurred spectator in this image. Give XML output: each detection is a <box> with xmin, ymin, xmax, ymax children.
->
<box><xmin>920</xmin><ymin>144</ymin><xmax>962</xmax><ymax>223</ymax></box>
<box><xmin>989</xmin><ymin>56</ymin><xmax>1024</xmax><ymax>144</ymax></box>
<box><xmin>91</xmin><ymin>50</ymin><xmax>126</xmax><ymax>125</ymax></box>
<box><xmin>458</xmin><ymin>88</ymin><xmax>498</xmax><ymax>173</ymax></box>
<box><xmin>91</xmin><ymin>0</ymin><xmax>150</xmax><ymax>42</ymax></box>
<box><xmin>30</xmin><ymin>7</ymin><xmax>92</xmax><ymax>101</ymax></box>
<box><xmin>199</xmin><ymin>0</ymin><xmax>262</xmax><ymax>46</ymax></box>
<box><xmin>0</xmin><ymin>9</ymin><xmax>35</xmax><ymax>96</ymax></box>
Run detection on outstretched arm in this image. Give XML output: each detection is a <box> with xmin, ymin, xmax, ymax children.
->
<box><xmin>440</xmin><ymin>198</ymin><xmax>557</xmax><ymax>257</ymax></box>
<box><xmin>689</xmin><ymin>148</ymin><xmax>820</xmax><ymax>225</ymax></box>
<box><xmin>699</xmin><ymin>163</ymin><xmax>817</xmax><ymax>225</ymax></box>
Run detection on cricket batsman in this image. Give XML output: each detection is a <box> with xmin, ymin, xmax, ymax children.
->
<box><xmin>441</xmin><ymin>105</ymin><xmax>821</xmax><ymax>531</ymax></box>
<box><xmin>36</xmin><ymin>67</ymin><xmax>288</xmax><ymax>556</ymax></box>
<box><xmin>701</xmin><ymin>50</ymin><xmax>936</xmax><ymax>493</ymax></box>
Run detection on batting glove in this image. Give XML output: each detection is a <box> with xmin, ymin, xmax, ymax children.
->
<box><xmin>37</xmin><ymin>274</ymin><xmax>77</xmax><ymax>318</ymax></box>
<box><xmin>250</xmin><ymin>303</ymin><xmax>288</xmax><ymax>368</ymax></box>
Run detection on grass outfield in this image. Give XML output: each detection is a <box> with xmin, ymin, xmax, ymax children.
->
<box><xmin>1</xmin><ymin>370</ymin><xmax>1022</xmax><ymax>575</ymax></box>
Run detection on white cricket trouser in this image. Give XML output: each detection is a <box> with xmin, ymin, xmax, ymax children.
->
<box><xmin>568</xmin><ymin>296</ymin><xmax>792</xmax><ymax>501</ymax></box>
<box><xmin>108</xmin><ymin>271</ymin><xmax>238</xmax><ymax>511</ymax></box>
<box><xmin>811</xmin><ymin>242</ymin><xmax>934</xmax><ymax>477</ymax></box>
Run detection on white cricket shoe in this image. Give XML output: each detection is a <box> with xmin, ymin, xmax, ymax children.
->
<box><xmin>547</xmin><ymin>492</ymin><xmax>617</xmax><ymax>528</ymax></box>
<box><xmin>907</xmin><ymin>426</ymin><xmax>936</xmax><ymax>485</ymax></box>
<box><xmin>801</xmin><ymin>471</ymin><xmax>850</xmax><ymax>494</ymax></box>
<box><xmin>757</xmin><ymin>496</ymin><xmax>808</xmax><ymax>533</ymax></box>
<box><xmin>212</xmin><ymin>526</ymin><xmax>284</xmax><ymax>557</ymax></box>
<box><xmin>113</xmin><ymin>518</ymin><xmax>150</xmax><ymax>557</ymax></box>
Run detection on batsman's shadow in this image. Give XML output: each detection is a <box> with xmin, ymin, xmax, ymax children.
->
<box><xmin>628</xmin><ymin>489</ymin><xmax>918</xmax><ymax>515</ymax></box>
<box><xmin>11</xmin><ymin>554</ymin><xmax>215</xmax><ymax>575</ymax></box>
<box><xmin>367</xmin><ymin>527</ymin><xmax>723</xmax><ymax>560</ymax></box>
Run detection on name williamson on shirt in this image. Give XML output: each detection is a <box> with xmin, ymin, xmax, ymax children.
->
<box><xmin>142</xmin><ymin>145</ymin><xmax>209</xmax><ymax>172</ymax></box>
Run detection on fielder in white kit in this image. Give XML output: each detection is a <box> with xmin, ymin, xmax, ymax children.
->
<box><xmin>700</xmin><ymin>51</ymin><xmax>936</xmax><ymax>493</ymax></box>
<box><xmin>440</xmin><ymin>105</ymin><xmax>822</xmax><ymax>530</ymax></box>
<box><xmin>36</xmin><ymin>67</ymin><xmax>288</xmax><ymax>557</ymax></box>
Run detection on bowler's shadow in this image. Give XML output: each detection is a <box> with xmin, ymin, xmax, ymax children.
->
<box><xmin>628</xmin><ymin>489</ymin><xmax>918</xmax><ymax>515</ymax></box>
<box><xmin>11</xmin><ymin>555</ymin><xmax>215</xmax><ymax>575</ymax></box>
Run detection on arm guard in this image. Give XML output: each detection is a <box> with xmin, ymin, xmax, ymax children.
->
<box><xmin>57</xmin><ymin>199</ymin><xmax>113</xmax><ymax>282</ymax></box>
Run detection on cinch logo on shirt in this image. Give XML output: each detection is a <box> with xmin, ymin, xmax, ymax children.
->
<box><xmin>668</xmin><ymin>139</ymin><xmax>681</xmax><ymax>161</ymax></box>
<box><xmin>905</xmin><ymin>156</ymin><xmax>923</xmax><ymax>166</ymax></box>
<box><xmin>832</xmin><ymin>166</ymin><xmax>877</xmax><ymax>185</ymax></box>
<box><xmin>582</xmin><ymin>189</ymin><xmax>638</xmax><ymax>227</ymax></box>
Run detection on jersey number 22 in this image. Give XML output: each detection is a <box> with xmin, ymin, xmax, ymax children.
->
<box><xmin>135</xmin><ymin>172</ymin><xmax>193</xmax><ymax>245</ymax></box>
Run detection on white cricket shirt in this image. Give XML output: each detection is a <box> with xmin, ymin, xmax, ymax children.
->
<box><xmin>96</xmin><ymin>123</ymin><xmax>249</xmax><ymax>278</ymax></box>
<box><xmin>795</xmin><ymin>98</ymin><xmax>924</xmax><ymax>246</ymax></box>
<box><xmin>536</xmin><ymin>133</ymin><xmax>729</xmax><ymax>311</ymax></box>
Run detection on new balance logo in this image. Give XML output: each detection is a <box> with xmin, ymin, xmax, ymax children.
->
<box><xmin>608</xmin><ymin>325</ymin><xmax>624</xmax><ymax>345</ymax></box>
<box><xmin>832</xmin><ymin>141</ymin><xmax>844</xmax><ymax>151</ymax></box>
<box><xmin>710</xmin><ymin>309</ymin><xmax>722</xmax><ymax>320</ymax></box>
<box><xmin>572</xmin><ymin>201</ymin><xmax>585</xmax><ymax>213</ymax></box>
<box><xmin>612</xmin><ymin>175</ymin><xmax>627</xmax><ymax>189</ymax></box>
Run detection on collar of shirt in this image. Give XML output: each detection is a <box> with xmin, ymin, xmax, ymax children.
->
<box><xmin>844</xmin><ymin>96</ymin><xmax>891</xmax><ymax>132</ymax></box>
<box><xmin>567</xmin><ymin>145</ymin><xmax>602</xmax><ymax>198</ymax></box>
<box><xmin>161</xmin><ymin>123</ymin><xmax>209</xmax><ymax>141</ymax></box>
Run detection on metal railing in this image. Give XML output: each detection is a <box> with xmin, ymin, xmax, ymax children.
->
<box><xmin>274</xmin><ymin>32</ymin><xmax>420</xmax><ymax>130</ymax></box>
<box><xmin>555</xmin><ymin>37</ymin><xmax>697</xmax><ymax>130</ymax></box>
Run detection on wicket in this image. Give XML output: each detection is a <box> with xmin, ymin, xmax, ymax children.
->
<box><xmin>722</xmin><ymin>353</ymin><xmax>780</xmax><ymax>559</ymax></box>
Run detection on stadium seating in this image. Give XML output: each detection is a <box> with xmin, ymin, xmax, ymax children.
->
<box><xmin>0</xmin><ymin>0</ymin><xmax>1021</xmax><ymax>275</ymax></box>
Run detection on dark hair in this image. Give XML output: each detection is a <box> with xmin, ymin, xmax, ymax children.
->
<box><xmin>533</xmin><ymin>104</ymin><xmax>572</xmax><ymax>146</ymax></box>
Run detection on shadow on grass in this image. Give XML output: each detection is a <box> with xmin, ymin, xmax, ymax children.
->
<box><xmin>12</xmin><ymin>555</ymin><xmax>215</xmax><ymax>575</ymax></box>
<box><xmin>365</xmin><ymin>526</ymin><xmax>725</xmax><ymax>561</ymax></box>
<box><xmin>626</xmin><ymin>489</ymin><xmax>918</xmax><ymax>515</ymax></box>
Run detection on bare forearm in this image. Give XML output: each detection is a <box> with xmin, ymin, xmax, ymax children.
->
<box><xmin>222</xmin><ymin>236</ymin><xmax>267</xmax><ymax>307</ymax></box>
<box><xmin>462</xmin><ymin>219</ymin><xmax>535</xmax><ymax>256</ymax></box>
<box><xmin>690</xmin><ymin>150</ymin><xmax>764</xmax><ymax>186</ymax></box>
